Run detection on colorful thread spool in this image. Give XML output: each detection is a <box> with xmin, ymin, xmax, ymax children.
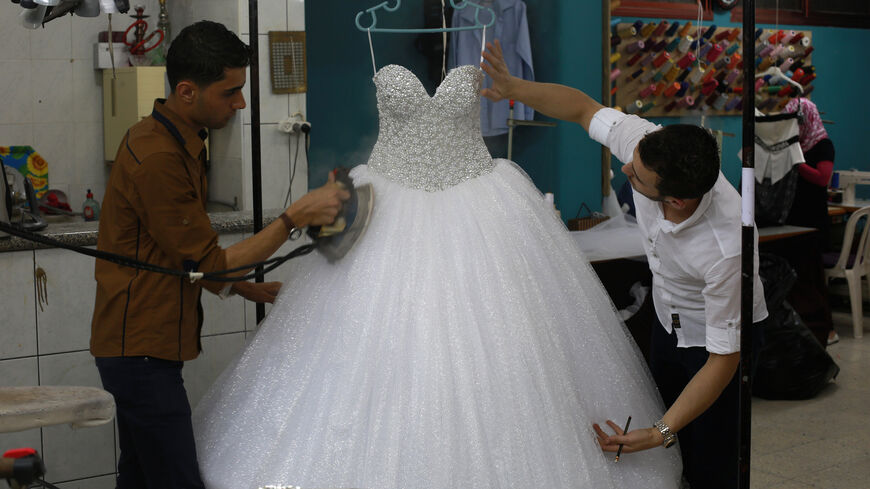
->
<box><xmin>700</xmin><ymin>42</ymin><xmax>713</xmax><ymax>58</ymax></box>
<box><xmin>665</xmin><ymin>37</ymin><xmax>681</xmax><ymax>52</ymax></box>
<box><xmin>677</xmin><ymin>95</ymin><xmax>694</xmax><ymax>108</ymax></box>
<box><xmin>802</xmin><ymin>46</ymin><xmax>815</xmax><ymax>57</ymax></box>
<box><xmin>767</xmin><ymin>29</ymin><xmax>785</xmax><ymax>44</ymax></box>
<box><xmin>652</xmin><ymin>51</ymin><xmax>671</xmax><ymax>68</ymax></box>
<box><xmin>677</xmin><ymin>53</ymin><xmax>696</xmax><ymax>69</ymax></box>
<box><xmin>758</xmin><ymin>43</ymin><xmax>774</xmax><ymax>58</ymax></box>
<box><xmin>617</xmin><ymin>25</ymin><xmax>637</xmax><ymax>39</ymax></box>
<box><xmin>639</xmin><ymin>53</ymin><xmax>655</xmax><ymax>66</ymax></box>
<box><xmin>610</xmin><ymin>52</ymin><xmax>622</xmax><ymax>64</ymax></box>
<box><xmin>779</xmin><ymin>57</ymin><xmax>794</xmax><ymax>72</ymax></box>
<box><xmin>714</xmin><ymin>56</ymin><xmax>729</xmax><ymax>71</ymax></box>
<box><xmin>702</xmin><ymin>67</ymin><xmax>717</xmax><ymax>83</ymax></box>
<box><xmin>678</xmin><ymin>21</ymin><xmax>693</xmax><ymax>38</ymax></box>
<box><xmin>677</xmin><ymin>66</ymin><xmax>692</xmax><ymax>82</ymax></box>
<box><xmin>703</xmin><ymin>25</ymin><xmax>717</xmax><ymax>40</ymax></box>
<box><xmin>725</xmin><ymin>96</ymin><xmax>742</xmax><ymax>111</ymax></box>
<box><xmin>665</xmin><ymin>21</ymin><xmax>680</xmax><ymax>37</ymax></box>
<box><xmin>706</xmin><ymin>43</ymin><xmax>724</xmax><ymax>62</ymax></box>
<box><xmin>689</xmin><ymin>66</ymin><xmax>705</xmax><ymax>84</ymax></box>
<box><xmin>678</xmin><ymin>36</ymin><xmax>693</xmax><ymax>54</ymax></box>
<box><xmin>758</xmin><ymin>57</ymin><xmax>774</xmax><ymax>71</ymax></box>
<box><xmin>652</xmin><ymin>40</ymin><xmax>668</xmax><ymax>52</ymax></box>
<box><xmin>625</xmin><ymin>40</ymin><xmax>645</xmax><ymax>54</ymax></box>
<box><xmin>664</xmin><ymin>100</ymin><xmax>678</xmax><ymax>113</ymax></box>
<box><xmin>770</xmin><ymin>44</ymin><xmax>784</xmax><ymax>59</ymax></box>
<box><xmin>652</xmin><ymin>21</ymin><xmax>669</xmax><ymax>37</ymax></box>
<box><xmin>664</xmin><ymin>63</ymin><xmax>681</xmax><ymax>82</ymax></box>
<box><xmin>610</xmin><ymin>68</ymin><xmax>621</xmax><ymax>81</ymax></box>
<box><xmin>754</xmin><ymin>28</ymin><xmax>764</xmax><ymax>40</ymax></box>
<box><xmin>706</xmin><ymin>92</ymin><xmax>721</xmax><ymax>107</ymax></box>
<box><xmin>801</xmin><ymin>73</ymin><xmax>816</xmax><ymax>85</ymax></box>
<box><xmin>639</xmin><ymin>68</ymin><xmax>657</xmax><ymax>83</ymax></box>
<box><xmin>629</xmin><ymin>68</ymin><xmax>644</xmax><ymax>80</ymax></box>
<box><xmin>791</xmin><ymin>68</ymin><xmax>805</xmax><ymax>81</ymax></box>
<box><xmin>676</xmin><ymin>81</ymin><xmax>690</xmax><ymax>97</ymax></box>
<box><xmin>653</xmin><ymin>82</ymin><xmax>667</xmax><ymax>96</ymax></box>
<box><xmin>611</xmin><ymin>36</ymin><xmax>622</xmax><ymax>48</ymax></box>
<box><xmin>640</xmin><ymin>101</ymin><xmax>656</xmax><ymax>113</ymax></box>
<box><xmin>801</xmin><ymin>36</ymin><xmax>811</xmax><ymax>48</ymax></box>
<box><xmin>632</xmin><ymin>20</ymin><xmax>644</xmax><ymax>33</ymax></box>
<box><xmin>727</xmin><ymin>28</ymin><xmax>741</xmax><ymax>43</ymax></box>
<box><xmin>642</xmin><ymin>36</ymin><xmax>655</xmax><ymax>51</ymax></box>
<box><xmin>715</xmin><ymin>29</ymin><xmax>731</xmax><ymax>42</ymax></box>
<box><xmin>724</xmin><ymin>69</ymin><xmax>740</xmax><ymax>86</ymax></box>
<box><xmin>754</xmin><ymin>78</ymin><xmax>765</xmax><ymax>92</ymax></box>
<box><xmin>639</xmin><ymin>84</ymin><xmax>657</xmax><ymax>98</ymax></box>
<box><xmin>626</xmin><ymin>99</ymin><xmax>644</xmax><ymax>114</ymax></box>
<box><xmin>725</xmin><ymin>43</ymin><xmax>740</xmax><ymax>56</ymax></box>
<box><xmin>803</xmin><ymin>85</ymin><xmax>815</xmax><ymax>96</ymax></box>
<box><xmin>782</xmin><ymin>30</ymin><xmax>796</xmax><ymax>44</ymax></box>
<box><xmin>789</xmin><ymin>32</ymin><xmax>804</xmax><ymax>44</ymax></box>
<box><xmin>663</xmin><ymin>82</ymin><xmax>681</xmax><ymax>97</ymax></box>
<box><xmin>701</xmin><ymin>79</ymin><xmax>719</xmax><ymax>95</ymax></box>
<box><xmin>727</xmin><ymin>53</ymin><xmax>742</xmax><ymax>70</ymax></box>
<box><xmin>640</xmin><ymin>22</ymin><xmax>656</xmax><ymax>37</ymax></box>
<box><xmin>653</xmin><ymin>69</ymin><xmax>665</xmax><ymax>82</ymax></box>
<box><xmin>713</xmin><ymin>93</ymin><xmax>729</xmax><ymax>110</ymax></box>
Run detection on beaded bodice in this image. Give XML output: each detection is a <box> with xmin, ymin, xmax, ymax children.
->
<box><xmin>366</xmin><ymin>64</ymin><xmax>494</xmax><ymax>191</ymax></box>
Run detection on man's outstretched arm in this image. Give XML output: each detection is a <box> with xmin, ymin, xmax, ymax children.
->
<box><xmin>481</xmin><ymin>39</ymin><xmax>606</xmax><ymax>132</ymax></box>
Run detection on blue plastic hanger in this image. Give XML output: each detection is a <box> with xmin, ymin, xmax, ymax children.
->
<box><xmin>355</xmin><ymin>0</ymin><xmax>495</xmax><ymax>33</ymax></box>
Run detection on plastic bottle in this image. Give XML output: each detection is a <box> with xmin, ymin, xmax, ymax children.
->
<box><xmin>82</xmin><ymin>189</ymin><xmax>100</xmax><ymax>221</ymax></box>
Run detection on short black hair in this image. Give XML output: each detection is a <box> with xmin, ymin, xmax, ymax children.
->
<box><xmin>166</xmin><ymin>21</ymin><xmax>251</xmax><ymax>91</ymax></box>
<box><xmin>637</xmin><ymin>124</ymin><xmax>720</xmax><ymax>199</ymax></box>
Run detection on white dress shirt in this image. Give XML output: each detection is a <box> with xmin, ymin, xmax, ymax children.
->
<box><xmin>589</xmin><ymin>108</ymin><xmax>768</xmax><ymax>354</ymax></box>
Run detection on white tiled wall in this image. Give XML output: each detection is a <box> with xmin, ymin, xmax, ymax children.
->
<box><xmin>0</xmin><ymin>231</ymin><xmax>259</xmax><ymax>486</ymax></box>
<box><xmin>0</xmin><ymin>0</ymin><xmax>167</xmax><ymax>212</ymax></box>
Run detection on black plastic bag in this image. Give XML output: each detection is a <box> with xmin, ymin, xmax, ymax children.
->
<box><xmin>753</xmin><ymin>254</ymin><xmax>840</xmax><ymax>400</ymax></box>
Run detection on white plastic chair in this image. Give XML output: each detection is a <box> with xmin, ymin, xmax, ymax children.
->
<box><xmin>824</xmin><ymin>205</ymin><xmax>870</xmax><ymax>338</ymax></box>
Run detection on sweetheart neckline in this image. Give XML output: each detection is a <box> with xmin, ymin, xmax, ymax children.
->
<box><xmin>373</xmin><ymin>64</ymin><xmax>482</xmax><ymax>99</ymax></box>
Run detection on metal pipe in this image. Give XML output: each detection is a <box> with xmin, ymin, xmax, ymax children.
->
<box><xmin>739</xmin><ymin>1</ymin><xmax>756</xmax><ymax>488</ymax></box>
<box><xmin>249</xmin><ymin>0</ymin><xmax>266</xmax><ymax>323</ymax></box>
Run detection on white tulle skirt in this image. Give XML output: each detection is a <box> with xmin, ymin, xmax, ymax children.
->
<box><xmin>193</xmin><ymin>160</ymin><xmax>681</xmax><ymax>489</ymax></box>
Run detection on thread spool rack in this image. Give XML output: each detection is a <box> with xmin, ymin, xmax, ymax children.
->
<box><xmin>610</xmin><ymin>21</ymin><xmax>814</xmax><ymax>117</ymax></box>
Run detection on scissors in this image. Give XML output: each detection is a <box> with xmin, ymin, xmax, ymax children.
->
<box><xmin>124</xmin><ymin>5</ymin><xmax>164</xmax><ymax>55</ymax></box>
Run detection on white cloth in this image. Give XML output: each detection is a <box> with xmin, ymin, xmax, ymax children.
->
<box><xmin>193</xmin><ymin>68</ymin><xmax>681</xmax><ymax>489</ymax></box>
<box><xmin>589</xmin><ymin>108</ymin><xmax>768</xmax><ymax>354</ymax></box>
<box><xmin>739</xmin><ymin>113</ymin><xmax>805</xmax><ymax>184</ymax></box>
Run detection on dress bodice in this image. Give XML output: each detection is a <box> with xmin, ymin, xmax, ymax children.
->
<box><xmin>366</xmin><ymin>64</ymin><xmax>494</xmax><ymax>191</ymax></box>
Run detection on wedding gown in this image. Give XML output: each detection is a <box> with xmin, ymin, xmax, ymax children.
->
<box><xmin>193</xmin><ymin>64</ymin><xmax>681</xmax><ymax>489</ymax></box>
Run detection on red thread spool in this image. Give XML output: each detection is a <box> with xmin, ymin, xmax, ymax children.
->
<box><xmin>791</xmin><ymin>68</ymin><xmax>805</xmax><ymax>81</ymax></box>
<box><xmin>677</xmin><ymin>52</ymin><xmax>696</xmax><ymax>69</ymax></box>
<box><xmin>706</xmin><ymin>43</ymin><xmax>724</xmax><ymax>62</ymax></box>
<box><xmin>653</xmin><ymin>51</ymin><xmax>671</xmax><ymax>68</ymax></box>
<box><xmin>801</xmin><ymin>73</ymin><xmax>816</xmax><ymax>85</ymax></box>
<box><xmin>701</xmin><ymin>79</ymin><xmax>719</xmax><ymax>95</ymax></box>
<box><xmin>767</xmin><ymin>30</ymin><xmax>785</xmax><ymax>44</ymax></box>
<box><xmin>663</xmin><ymin>82</ymin><xmax>681</xmax><ymax>97</ymax></box>
<box><xmin>727</xmin><ymin>53</ymin><xmax>742</xmax><ymax>70</ymax></box>
<box><xmin>727</xmin><ymin>28</ymin><xmax>741</xmax><ymax>43</ymax></box>
<box><xmin>789</xmin><ymin>32</ymin><xmax>804</xmax><ymax>44</ymax></box>
<box><xmin>652</xmin><ymin>21</ymin><xmax>669</xmax><ymax>37</ymax></box>
<box><xmin>639</xmin><ymin>84</ymin><xmax>657</xmax><ymax>98</ymax></box>
<box><xmin>627</xmin><ymin>52</ymin><xmax>644</xmax><ymax>66</ymax></box>
<box><xmin>653</xmin><ymin>82</ymin><xmax>667</xmax><ymax>96</ymax></box>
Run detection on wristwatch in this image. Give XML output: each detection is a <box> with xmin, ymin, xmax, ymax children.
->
<box><xmin>654</xmin><ymin>420</ymin><xmax>677</xmax><ymax>448</ymax></box>
<box><xmin>279</xmin><ymin>213</ymin><xmax>303</xmax><ymax>241</ymax></box>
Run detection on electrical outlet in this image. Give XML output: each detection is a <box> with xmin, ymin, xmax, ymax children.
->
<box><xmin>278</xmin><ymin>114</ymin><xmax>310</xmax><ymax>134</ymax></box>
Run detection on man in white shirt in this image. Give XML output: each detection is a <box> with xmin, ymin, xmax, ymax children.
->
<box><xmin>482</xmin><ymin>41</ymin><xmax>767</xmax><ymax>489</ymax></box>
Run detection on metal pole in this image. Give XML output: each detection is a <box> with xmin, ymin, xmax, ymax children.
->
<box><xmin>249</xmin><ymin>0</ymin><xmax>266</xmax><ymax>324</ymax></box>
<box><xmin>739</xmin><ymin>1</ymin><xmax>757</xmax><ymax>488</ymax></box>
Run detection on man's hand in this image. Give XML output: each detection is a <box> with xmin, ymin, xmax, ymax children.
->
<box><xmin>593</xmin><ymin>420</ymin><xmax>663</xmax><ymax>454</ymax></box>
<box><xmin>287</xmin><ymin>171</ymin><xmax>351</xmax><ymax>228</ymax></box>
<box><xmin>231</xmin><ymin>281</ymin><xmax>282</xmax><ymax>304</ymax></box>
<box><xmin>480</xmin><ymin>40</ymin><xmax>518</xmax><ymax>102</ymax></box>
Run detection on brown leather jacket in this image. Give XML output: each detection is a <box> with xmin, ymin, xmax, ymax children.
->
<box><xmin>91</xmin><ymin>100</ymin><xmax>228</xmax><ymax>361</ymax></box>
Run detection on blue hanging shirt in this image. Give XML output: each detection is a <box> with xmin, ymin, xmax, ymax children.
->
<box><xmin>448</xmin><ymin>0</ymin><xmax>535</xmax><ymax>137</ymax></box>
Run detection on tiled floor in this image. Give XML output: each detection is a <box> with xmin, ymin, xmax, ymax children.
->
<box><xmin>749</xmin><ymin>310</ymin><xmax>870</xmax><ymax>488</ymax></box>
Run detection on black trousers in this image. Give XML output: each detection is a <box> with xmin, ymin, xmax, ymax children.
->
<box><xmin>649</xmin><ymin>322</ymin><xmax>740</xmax><ymax>489</ymax></box>
<box><xmin>96</xmin><ymin>356</ymin><xmax>205</xmax><ymax>489</ymax></box>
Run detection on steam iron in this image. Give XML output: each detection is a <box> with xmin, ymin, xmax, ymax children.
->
<box><xmin>307</xmin><ymin>168</ymin><xmax>374</xmax><ymax>262</ymax></box>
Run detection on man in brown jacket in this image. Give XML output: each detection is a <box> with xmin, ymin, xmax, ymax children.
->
<box><xmin>91</xmin><ymin>21</ymin><xmax>348</xmax><ymax>489</ymax></box>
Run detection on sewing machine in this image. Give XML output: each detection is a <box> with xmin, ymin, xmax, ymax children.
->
<box><xmin>835</xmin><ymin>170</ymin><xmax>870</xmax><ymax>206</ymax></box>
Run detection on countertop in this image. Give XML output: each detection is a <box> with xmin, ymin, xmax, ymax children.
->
<box><xmin>0</xmin><ymin>210</ymin><xmax>283</xmax><ymax>253</ymax></box>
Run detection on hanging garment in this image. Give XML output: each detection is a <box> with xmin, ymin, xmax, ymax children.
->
<box><xmin>448</xmin><ymin>0</ymin><xmax>534</xmax><ymax>136</ymax></box>
<box><xmin>193</xmin><ymin>62</ymin><xmax>681</xmax><ymax>489</ymax></box>
<box><xmin>739</xmin><ymin>112</ymin><xmax>805</xmax><ymax>226</ymax></box>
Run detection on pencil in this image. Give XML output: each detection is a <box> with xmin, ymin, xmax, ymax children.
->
<box><xmin>614</xmin><ymin>416</ymin><xmax>632</xmax><ymax>462</ymax></box>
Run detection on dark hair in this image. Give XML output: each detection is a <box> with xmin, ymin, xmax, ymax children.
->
<box><xmin>637</xmin><ymin>124</ymin><xmax>720</xmax><ymax>199</ymax></box>
<box><xmin>166</xmin><ymin>21</ymin><xmax>251</xmax><ymax>91</ymax></box>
